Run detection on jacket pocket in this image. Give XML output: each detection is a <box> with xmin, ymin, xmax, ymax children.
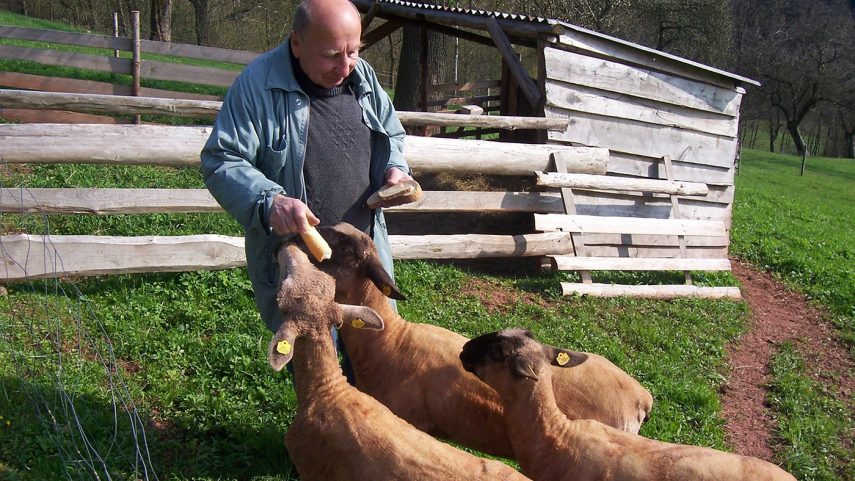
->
<box><xmin>259</xmin><ymin>143</ymin><xmax>288</xmax><ymax>180</ymax></box>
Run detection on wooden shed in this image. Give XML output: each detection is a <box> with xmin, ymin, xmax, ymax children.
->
<box><xmin>355</xmin><ymin>0</ymin><xmax>758</xmax><ymax>276</ymax></box>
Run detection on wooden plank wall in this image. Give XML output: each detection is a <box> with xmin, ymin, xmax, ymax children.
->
<box><xmin>540</xmin><ymin>42</ymin><xmax>743</xmax><ymax>260</ymax></box>
<box><xmin>542</xmin><ymin>43</ymin><xmax>741</xmax><ymax>215</ymax></box>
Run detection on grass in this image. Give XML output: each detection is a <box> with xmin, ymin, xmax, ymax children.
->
<box><xmin>768</xmin><ymin>343</ymin><xmax>854</xmax><ymax>481</ymax></box>
<box><xmin>731</xmin><ymin>150</ymin><xmax>855</xmax><ymax>347</ymax></box>
<box><xmin>0</xmin><ymin>255</ymin><xmax>748</xmax><ymax>480</ymax></box>
<box><xmin>732</xmin><ymin>149</ymin><xmax>855</xmax><ymax>480</ymax></box>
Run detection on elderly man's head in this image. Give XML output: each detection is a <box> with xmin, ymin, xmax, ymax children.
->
<box><xmin>290</xmin><ymin>0</ymin><xmax>363</xmax><ymax>89</ymax></box>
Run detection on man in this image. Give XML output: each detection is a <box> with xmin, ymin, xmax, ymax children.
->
<box><xmin>201</xmin><ymin>0</ymin><xmax>410</xmax><ymax>336</ymax></box>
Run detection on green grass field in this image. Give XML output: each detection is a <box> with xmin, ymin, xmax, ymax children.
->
<box><xmin>731</xmin><ymin>150</ymin><xmax>855</xmax><ymax>481</ymax></box>
<box><xmin>2</xmin><ymin>8</ymin><xmax>855</xmax><ymax>480</ymax></box>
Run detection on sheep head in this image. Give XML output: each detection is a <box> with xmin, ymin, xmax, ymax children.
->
<box><xmin>267</xmin><ymin>243</ymin><xmax>384</xmax><ymax>372</ymax></box>
<box><xmin>311</xmin><ymin>222</ymin><xmax>406</xmax><ymax>301</ymax></box>
<box><xmin>460</xmin><ymin>329</ymin><xmax>587</xmax><ymax>387</ymax></box>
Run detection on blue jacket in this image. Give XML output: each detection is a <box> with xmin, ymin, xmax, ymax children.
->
<box><xmin>201</xmin><ymin>41</ymin><xmax>408</xmax><ymax>332</ymax></box>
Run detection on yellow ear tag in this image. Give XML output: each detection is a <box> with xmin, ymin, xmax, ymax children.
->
<box><xmin>351</xmin><ymin>318</ymin><xmax>366</xmax><ymax>329</ymax></box>
<box><xmin>276</xmin><ymin>340</ymin><xmax>292</xmax><ymax>355</ymax></box>
<box><xmin>556</xmin><ymin>352</ymin><xmax>571</xmax><ymax>366</ymax></box>
<box><xmin>381</xmin><ymin>285</ymin><xmax>392</xmax><ymax>296</ymax></box>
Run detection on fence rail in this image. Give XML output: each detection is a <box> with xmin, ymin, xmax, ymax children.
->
<box><xmin>0</xmin><ymin>90</ymin><xmax>569</xmax><ymax>130</ymax></box>
<box><xmin>0</xmin><ymin>90</ymin><xmax>737</xmax><ymax>298</ymax></box>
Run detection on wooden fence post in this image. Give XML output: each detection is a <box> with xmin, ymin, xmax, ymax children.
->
<box><xmin>112</xmin><ymin>13</ymin><xmax>120</xmax><ymax>58</ymax></box>
<box><xmin>131</xmin><ymin>11</ymin><xmax>141</xmax><ymax>124</ymax></box>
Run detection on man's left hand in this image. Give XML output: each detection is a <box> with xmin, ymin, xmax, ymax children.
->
<box><xmin>384</xmin><ymin>167</ymin><xmax>412</xmax><ymax>186</ymax></box>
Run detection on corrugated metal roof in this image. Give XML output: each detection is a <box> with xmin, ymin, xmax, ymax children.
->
<box><xmin>367</xmin><ymin>0</ymin><xmax>553</xmax><ymax>24</ymax></box>
<box><xmin>360</xmin><ymin>0</ymin><xmax>758</xmax><ymax>86</ymax></box>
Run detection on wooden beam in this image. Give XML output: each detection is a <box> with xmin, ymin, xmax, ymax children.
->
<box><xmin>361</xmin><ymin>0</ymin><xmax>382</xmax><ymax>31</ymax></box>
<box><xmin>0</xmin><ymin>188</ymin><xmax>222</xmax><ymax>214</ymax></box>
<box><xmin>0</xmin><ymin>89</ymin><xmax>568</xmax><ymax>129</ymax></box>
<box><xmin>361</xmin><ymin>20</ymin><xmax>402</xmax><ymax>50</ymax></box>
<box><xmin>0</xmin><ymin>90</ymin><xmax>223</xmax><ymax>118</ymax></box>
<box><xmin>0</xmin><ymin>188</ymin><xmax>569</xmax><ymax>215</ymax></box>
<box><xmin>535</xmin><ymin>171</ymin><xmax>710</xmax><ymax>196</ymax></box>
<box><xmin>544</xmin><ymin>49</ymin><xmax>742</xmax><ymax>118</ymax></box>
<box><xmin>0</xmin><ymin>124</ymin><xmax>609</xmax><ymax>175</ymax></box>
<box><xmin>0</xmin><ymin>108</ymin><xmax>123</xmax><ymax>124</ymax></box>
<box><xmin>550</xmin><ymin>256</ymin><xmax>731</xmax><ymax>271</ymax></box>
<box><xmin>0</xmin><ymin>25</ymin><xmax>127</xmax><ymax>50</ymax></box>
<box><xmin>0</xmin><ymin>45</ymin><xmax>239</xmax><ymax>87</ymax></box>
<box><xmin>419</xmin><ymin>24</ymin><xmax>428</xmax><ymax>112</ymax></box>
<box><xmin>0</xmin><ymin>72</ymin><xmax>221</xmax><ymax>100</ymax></box>
<box><xmin>427</xmin><ymin>80</ymin><xmax>501</xmax><ymax>94</ymax></box>
<box><xmin>0</xmin><ymin>234</ymin><xmax>248</xmax><ymax>281</ymax></box>
<box><xmin>535</xmin><ymin>214</ymin><xmax>727</xmax><ymax>237</ymax></box>
<box><xmin>560</xmin><ymin>283</ymin><xmax>742</xmax><ymax>299</ymax></box>
<box><xmin>485</xmin><ymin>16</ymin><xmax>541</xmax><ymax>108</ymax></box>
<box><xmin>0</xmin><ymin>232</ymin><xmax>575</xmax><ymax>281</ymax></box>
<box><xmin>0</xmin><ymin>44</ymin><xmax>132</xmax><ymax>74</ymax></box>
<box><xmin>0</xmin><ymin>25</ymin><xmax>258</xmax><ymax>65</ymax></box>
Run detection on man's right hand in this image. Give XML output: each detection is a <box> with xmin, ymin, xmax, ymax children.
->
<box><xmin>269</xmin><ymin>194</ymin><xmax>320</xmax><ymax>236</ymax></box>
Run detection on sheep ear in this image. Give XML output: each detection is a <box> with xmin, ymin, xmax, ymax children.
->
<box><xmin>544</xmin><ymin>345</ymin><xmax>587</xmax><ymax>368</ymax></box>
<box><xmin>267</xmin><ymin>324</ymin><xmax>298</xmax><ymax>372</ymax></box>
<box><xmin>510</xmin><ymin>356</ymin><xmax>539</xmax><ymax>381</ymax></box>
<box><xmin>339</xmin><ymin>304</ymin><xmax>384</xmax><ymax>330</ymax></box>
<box><xmin>366</xmin><ymin>258</ymin><xmax>407</xmax><ymax>300</ymax></box>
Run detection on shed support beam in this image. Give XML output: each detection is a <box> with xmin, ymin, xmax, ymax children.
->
<box><xmin>361</xmin><ymin>20</ymin><xmax>402</xmax><ymax>50</ymax></box>
<box><xmin>361</xmin><ymin>0</ymin><xmax>381</xmax><ymax>31</ymax></box>
<box><xmin>485</xmin><ymin>16</ymin><xmax>541</xmax><ymax>108</ymax></box>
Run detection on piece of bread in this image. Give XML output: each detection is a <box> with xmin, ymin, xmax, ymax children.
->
<box><xmin>300</xmin><ymin>225</ymin><xmax>332</xmax><ymax>262</ymax></box>
<box><xmin>366</xmin><ymin>179</ymin><xmax>424</xmax><ymax>209</ymax></box>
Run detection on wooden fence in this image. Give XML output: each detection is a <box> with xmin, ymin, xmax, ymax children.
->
<box><xmin>0</xmin><ymin>90</ymin><xmax>738</xmax><ymax>299</ymax></box>
<box><xmin>0</xmin><ymin>24</ymin><xmax>502</xmax><ymax>138</ymax></box>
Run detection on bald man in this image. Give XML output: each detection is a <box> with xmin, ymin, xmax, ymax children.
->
<box><xmin>201</xmin><ymin>0</ymin><xmax>410</xmax><ymax>361</ymax></box>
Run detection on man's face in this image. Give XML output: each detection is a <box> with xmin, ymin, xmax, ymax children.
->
<box><xmin>291</xmin><ymin>16</ymin><xmax>362</xmax><ymax>89</ymax></box>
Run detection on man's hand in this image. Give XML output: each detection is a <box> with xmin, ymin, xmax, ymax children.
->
<box><xmin>269</xmin><ymin>194</ymin><xmax>320</xmax><ymax>235</ymax></box>
<box><xmin>384</xmin><ymin>167</ymin><xmax>412</xmax><ymax>186</ymax></box>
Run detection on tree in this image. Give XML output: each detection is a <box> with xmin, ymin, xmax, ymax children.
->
<box><xmin>149</xmin><ymin>0</ymin><xmax>172</xmax><ymax>42</ymax></box>
<box><xmin>734</xmin><ymin>0</ymin><xmax>854</xmax><ymax>156</ymax></box>
<box><xmin>188</xmin><ymin>0</ymin><xmax>210</xmax><ymax>46</ymax></box>
<box><xmin>393</xmin><ymin>0</ymin><xmax>448</xmax><ymax>131</ymax></box>
<box><xmin>613</xmin><ymin>0</ymin><xmax>734</xmax><ymax>67</ymax></box>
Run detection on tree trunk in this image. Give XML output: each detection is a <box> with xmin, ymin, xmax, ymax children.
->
<box><xmin>393</xmin><ymin>25</ymin><xmax>420</xmax><ymax>113</ymax></box>
<box><xmin>189</xmin><ymin>0</ymin><xmax>210</xmax><ymax>46</ymax></box>
<box><xmin>393</xmin><ymin>0</ymin><xmax>447</xmax><ymax>134</ymax></box>
<box><xmin>387</xmin><ymin>35</ymin><xmax>396</xmax><ymax>90</ymax></box>
<box><xmin>786</xmin><ymin>120</ymin><xmax>808</xmax><ymax>156</ymax></box>
<box><xmin>846</xmin><ymin>131</ymin><xmax>855</xmax><ymax>159</ymax></box>
<box><xmin>768</xmin><ymin>124</ymin><xmax>778</xmax><ymax>153</ymax></box>
<box><xmin>149</xmin><ymin>0</ymin><xmax>172</xmax><ymax>42</ymax></box>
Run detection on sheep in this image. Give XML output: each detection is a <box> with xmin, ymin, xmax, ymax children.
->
<box><xmin>458</xmin><ymin>328</ymin><xmax>797</xmax><ymax>481</ymax></box>
<box><xmin>266</xmin><ymin>243</ymin><xmax>532</xmax><ymax>481</ymax></box>
<box><xmin>297</xmin><ymin>222</ymin><xmax>653</xmax><ymax>459</ymax></box>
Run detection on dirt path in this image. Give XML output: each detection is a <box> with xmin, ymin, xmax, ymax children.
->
<box><xmin>722</xmin><ymin>259</ymin><xmax>854</xmax><ymax>460</ymax></box>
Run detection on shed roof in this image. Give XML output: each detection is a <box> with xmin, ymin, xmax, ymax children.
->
<box><xmin>352</xmin><ymin>0</ymin><xmax>759</xmax><ymax>87</ymax></box>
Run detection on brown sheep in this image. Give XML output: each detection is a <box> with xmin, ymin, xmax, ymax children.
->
<box><xmin>266</xmin><ymin>244</ymin><xmax>531</xmax><ymax>481</ymax></box>
<box><xmin>459</xmin><ymin>328</ymin><xmax>797</xmax><ymax>481</ymax></box>
<box><xmin>296</xmin><ymin>222</ymin><xmax>652</xmax><ymax>459</ymax></box>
